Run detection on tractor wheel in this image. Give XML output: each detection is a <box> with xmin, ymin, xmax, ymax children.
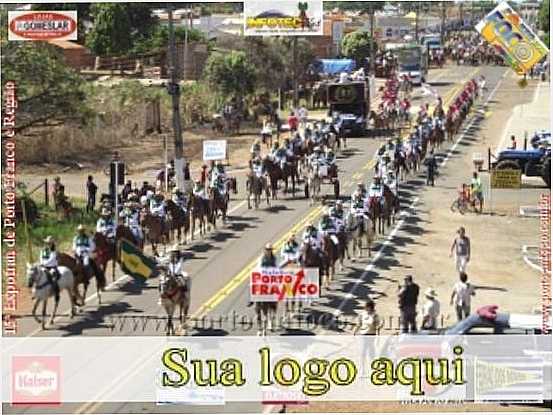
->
<box><xmin>496</xmin><ymin>160</ymin><xmax>520</xmax><ymax>170</ymax></box>
<box><xmin>542</xmin><ymin>157</ymin><xmax>551</xmax><ymax>187</ymax></box>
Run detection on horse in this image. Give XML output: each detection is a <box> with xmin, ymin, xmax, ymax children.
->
<box><xmin>393</xmin><ymin>151</ymin><xmax>410</xmax><ymax>181</ymax></box>
<box><xmin>299</xmin><ymin>242</ymin><xmax>328</xmax><ymax>294</ymax></box>
<box><xmin>254</xmin><ymin>301</ymin><xmax>278</xmax><ymax>336</ymax></box>
<box><xmin>57</xmin><ymin>252</ymin><xmax>105</xmax><ymax>306</ymax></box>
<box><xmin>321</xmin><ymin>233</ymin><xmax>341</xmax><ymax>285</ymax></box>
<box><xmin>165</xmin><ymin>200</ymin><xmax>190</xmax><ymax>245</ymax></box>
<box><xmin>346</xmin><ymin>212</ymin><xmax>374</xmax><ymax>260</ymax></box>
<box><xmin>26</xmin><ymin>263</ymin><xmax>76</xmax><ymax>329</ymax></box>
<box><xmin>159</xmin><ymin>269</ymin><xmax>191</xmax><ymax>336</ymax></box>
<box><xmin>306</xmin><ymin>165</ymin><xmax>322</xmax><ymax>205</ymax></box>
<box><xmin>93</xmin><ymin>227</ymin><xmax>136</xmax><ymax>281</ymax></box>
<box><xmin>246</xmin><ymin>171</ymin><xmax>271</xmax><ymax>209</ymax></box>
<box><xmin>209</xmin><ymin>186</ymin><xmax>228</xmax><ymax>227</ymax></box>
<box><xmin>190</xmin><ymin>194</ymin><xmax>210</xmax><ymax>239</ymax></box>
<box><xmin>141</xmin><ymin>212</ymin><xmax>168</xmax><ymax>256</ymax></box>
<box><xmin>367</xmin><ymin>196</ymin><xmax>385</xmax><ymax>234</ymax></box>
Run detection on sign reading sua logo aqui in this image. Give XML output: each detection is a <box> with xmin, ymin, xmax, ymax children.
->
<box><xmin>475</xmin><ymin>2</ymin><xmax>549</xmax><ymax>75</ymax></box>
<box><xmin>8</xmin><ymin>11</ymin><xmax>77</xmax><ymax>41</ymax></box>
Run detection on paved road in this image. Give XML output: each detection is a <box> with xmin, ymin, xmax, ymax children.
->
<box><xmin>6</xmin><ymin>63</ymin><xmax>506</xmax><ymax>414</ymax></box>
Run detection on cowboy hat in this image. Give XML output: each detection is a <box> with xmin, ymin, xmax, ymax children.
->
<box><xmin>264</xmin><ymin>243</ymin><xmax>273</xmax><ymax>250</ymax></box>
<box><xmin>44</xmin><ymin>236</ymin><xmax>54</xmax><ymax>244</ymax></box>
<box><xmin>425</xmin><ymin>288</ymin><xmax>438</xmax><ymax>299</ymax></box>
<box><xmin>101</xmin><ymin>208</ymin><xmax>110</xmax><ymax>215</ymax></box>
<box><xmin>169</xmin><ymin>245</ymin><xmax>180</xmax><ymax>253</ymax></box>
<box><xmin>77</xmin><ymin>224</ymin><xmax>85</xmax><ymax>231</ymax></box>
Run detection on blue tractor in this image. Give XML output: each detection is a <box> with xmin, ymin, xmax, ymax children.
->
<box><xmin>492</xmin><ymin>147</ymin><xmax>551</xmax><ymax>187</ymax></box>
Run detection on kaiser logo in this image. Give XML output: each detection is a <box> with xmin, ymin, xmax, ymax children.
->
<box><xmin>8</xmin><ymin>11</ymin><xmax>77</xmax><ymax>41</ymax></box>
<box><xmin>12</xmin><ymin>356</ymin><xmax>61</xmax><ymax>405</ymax></box>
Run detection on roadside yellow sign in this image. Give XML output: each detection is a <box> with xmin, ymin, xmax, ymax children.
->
<box><xmin>491</xmin><ymin>169</ymin><xmax>521</xmax><ymax>188</ymax></box>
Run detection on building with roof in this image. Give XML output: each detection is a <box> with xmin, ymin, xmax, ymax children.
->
<box><xmin>47</xmin><ymin>40</ymin><xmax>94</xmax><ymax>70</ymax></box>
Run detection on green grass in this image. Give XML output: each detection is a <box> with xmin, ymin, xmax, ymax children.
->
<box><xmin>12</xmin><ymin>197</ymin><xmax>100</xmax><ymax>285</ymax></box>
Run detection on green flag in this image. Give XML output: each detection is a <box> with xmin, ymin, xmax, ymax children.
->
<box><xmin>119</xmin><ymin>239</ymin><xmax>156</xmax><ymax>282</ymax></box>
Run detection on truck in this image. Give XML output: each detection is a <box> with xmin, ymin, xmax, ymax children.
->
<box><xmin>395</xmin><ymin>45</ymin><xmax>428</xmax><ymax>85</ymax></box>
<box><xmin>327</xmin><ymin>81</ymin><xmax>369</xmax><ymax>137</ymax></box>
<box><xmin>491</xmin><ymin>147</ymin><xmax>551</xmax><ymax>186</ymax></box>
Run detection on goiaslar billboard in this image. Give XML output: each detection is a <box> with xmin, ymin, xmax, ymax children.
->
<box><xmin>8</xmin><ymin>11</ymin><xmax>77</xmax><ymax>41</ymax></box>
<box><xmin>244</xmin><ymin>0</ymin><xmax>323</xmax><ymax>36</ymax></box>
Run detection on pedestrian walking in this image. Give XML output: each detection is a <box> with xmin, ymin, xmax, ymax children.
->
<box><xmin>86</xmin><ymin>175</ymin><xmax>97</xmax><ymax>213</ymax></box>
<box><xmin>398</xmin><ymin>275</ymin><xmax>420</xmax><ymax>333</ymax></box>
<box><xmin>449</xmin><ymin>226</ymin><xmax>471</xmax><ymax>273</ymax></box>
<box><xmin>423</xmin><ymin>149</ymin><xmax>438</xmax><ymax>186</ymax></box>
<box><xmin>450</xmin><ymin>272</ymin><xmax>475</xmax><ymax>321</ymax></box>
<box><xmin>421</xmin><ymin>288</ymin><xmax>440</xmax><ymax>330</ymax></box>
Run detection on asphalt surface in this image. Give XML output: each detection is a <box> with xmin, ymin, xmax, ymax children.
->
<box><xmin>5</xmin><ymin>63</ymin><xmax>509</xmax><ymax>414</ymax></box>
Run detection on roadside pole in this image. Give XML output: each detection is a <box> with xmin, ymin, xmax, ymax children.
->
<box><xmin>163</xmin><ymin>134</ymin><xmax>168</xmax><ymax>193</ymax></box>
<box><xmin>167</xmin><ymin>5</ymin><xmax>186</xmax><ymax>193</ymax></box>
<box><xmin>21</xmin><ymin>199</ymin><xmax>33</xmax><ymax>263</ymax></box>
<box><xmin>114</xmin><ymin>157</ymin><xmax>119</xmax><ymax>225</ymax></box>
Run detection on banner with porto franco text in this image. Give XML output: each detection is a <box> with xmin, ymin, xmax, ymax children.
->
<box><xmin>250</xmin><ymin>267</ymin><xmax>319</xmax><ymax>302</ymax></box>
<box><xmin>475</xmin><ymin>1</ymin><xmax>549</xmax><ymax>75</ymax></box>
<box><xmin>244</xmin><ymin>0</ymin><xmax>323</xmax><ymax>36</ymax></box>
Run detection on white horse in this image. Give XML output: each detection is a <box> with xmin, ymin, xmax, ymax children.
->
<box><xmin>26</xmin><ymin>264</ymin><xmax>76</xmax><ymax>329</ymax></box>
<box><xmin>307</xmin><ymin>164</ymin><xmax>322</xmax><ymax>205</ymax></box>
<box><xmin>159</xmin><ymin>271</ymin><xmax>191</xmax><ymax>336</ymax></box>
<box><xmin>346</xmin><ymin>211</ymin><xmax>375</xmax><ymax>260</ymax></box>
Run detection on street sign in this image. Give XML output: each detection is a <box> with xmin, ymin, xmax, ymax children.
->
<box><xmin>202</xmin><ymin>140</ymin><xmax>227</xmax><ymax>161</ymax></box>
<box><xmin>491</xmin><ymin>169</ymin><xmax>521</xmax><ymax>189</ymax></box>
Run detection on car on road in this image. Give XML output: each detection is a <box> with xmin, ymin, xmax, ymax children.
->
<box><xmin>492</xmin><ymin>146</ymin><xmax>551</xmax><ymax>186</ymax></box>
<box><xmin>439</xmin><ymin>305</ymin><xmax>547</xmax><ymax>335</ymax></box>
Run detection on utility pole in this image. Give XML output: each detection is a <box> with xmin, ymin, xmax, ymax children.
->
<box><xmin>167</xmin><ymin>4</ymin><xmax>185</xmax><ymax>192</ymax></box>
<box><xmin>293</xmin><ymin>37</ymin><xmax>298</xmax><ymax>109</ymax></box>
<box><xmin>414</xmin><ymin>3</ymin><xmax>419</xmax><ymax>43</ymax></box>
<box><xmin>441</xmin><ymin>1</ymin><xmax>446</xmax><ymax>45</ymax></box>
<box><xmin>369</xmin><ymin>5</ymin><xmax>375</xmax><ymax>75</ymax></box>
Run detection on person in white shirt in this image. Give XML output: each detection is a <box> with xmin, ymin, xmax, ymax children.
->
<box><xmin>354</xmin><ymin>299</ymin><xmax>381</xmax><ymax>335</ymax></box>
<box><xmin>450</xmin><ymin>272</ymin><xmax>475</xmax><ymax>321</ymax></box>
<box><xmin>421</xmin><ymin>288</ymin><xmax>440</xmax><ymax>330</ymax></box>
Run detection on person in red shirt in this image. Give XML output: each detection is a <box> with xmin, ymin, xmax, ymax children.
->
<box><xmin>287</xmin><ymin>111</ymin><xmax>299</xmax><ymax>132</ymax></box>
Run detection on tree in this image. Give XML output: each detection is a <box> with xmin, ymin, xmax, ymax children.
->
<box><xmin>539</xmin><ymin>0</ymin><xmax>549</xmax><ymax>33</ymax></box>
<box><xmin>1</xmin><ymin>43</ymin><xmax>91</xmax><ymax>133</ymax></box>
<box><xmin>86</xmin><ymin>4</ymin><xmax>132</xmax><ymax>55</ymax></box>
<box><xmin>341</xmin><ymin>31</ymin><xmax>375</xmax><ymax>65</ymax></box>
<box><xmin>204</xmin><ymin>51</ymin><xmax>257</xmax><ymax>100</ymax></box>
<box><xmin>86</xmin><ymin>4</ymin><xmax>159</xmax><ymax>55</ymax></box>
<box><xmin>132</xmin><ymin>25</ymin><xmax>205</xmax><ymax>54</ymax></box>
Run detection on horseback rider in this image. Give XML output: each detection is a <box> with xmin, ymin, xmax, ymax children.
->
<box><xmin>150</xmin><ymin>192</ymin><xmax>166</xmax><ymax>218</ymax></box>
<box><xmin>385</xmin><ymin>170</ymin><xmax>398</xmax><ymax>196</ymax></box>
<box><xmin>210</xmin><ymin>161</ymin><xmax>228</xmax><ymax>195</ymax></box>
<box><xmin>40</xmin><ymin>236</ymin><xmax>61</xmax><ymax>302</ymax></box>
<box><xmin>250</xmin><ymin>138</ymin><xmax>262</xmax><ymax>159</ymax></box>
<box><xmin>119</xmin><ymin>200</ymin><xmax>143</xmax><ymax>244</ymax></box>
<box><xmin>172</xmin><ymin>188</ymin><xmax>188</xmax><ymax>214</ymax></box>
<box><xmin>351</xmin><ymin>182</ymin><xmax>367</xmax><ymax>202</ymax></box>
<box><xmin>323</xmin><ymin>147</ymin><xmax>336</xmax><ymax>167</ymax></box>
<box><xmin>303</xmin><ymin>223</ymin><xmax>322</xmax><ymax>250</ymax></box>
<box><xmin>319</xmin><ymin>213</ymin><xmax>337</xmax><ymax>235</ymax></box>
<box><xmin>272</xmin><ymin>142</ymin><xmax>288</xmax><ymax>169</ymax></box>
<box><xmin>251</xmin><ymin>157</ymin><xmax>266</xmax><ymax>177</ymax></box>
<box><xmin>280</xmin><ymin>234</ymin><xmax>300</xmax><ymax>267</ymax></box>
<box><xmin>258</xmin><ymin>243</ymin><xmax>277</xmax><ymax>268</ymax></box>
<box><xmin>160</xmin><ymin>246</ymin><xmax>189</xmax><ymax>298</ymax></box>
<box><xmin>193</xmin><ymin>179</ymin><xmax>208</xmax><ymax>201</ymax></box>
<box><xmin>96</xmin><ymin>208</ymin><xmax>116</xmax><ymax>240</ymax></box>
<box><xmin>329</xmin><ymin>201</ymin><xmax>345</xmax><ymax>231</ymax></box>
<box><xmin>72</xmin><ymin>224</ymin><xmax>96</xmax><ymax>267</ymax></box>
<box><xmin>368</xmin><ymin>176</ymin><xmax>384</xmax><ymax>199</ymax></box>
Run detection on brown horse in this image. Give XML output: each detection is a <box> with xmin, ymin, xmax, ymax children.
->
<box><xmin>209</xmin><ymin>187</ymin><xmax>228</xmax><ymax>227</ymax></box>
<box><xmin>58</xmin><ymin>253</ymin><xmax>105</xmax><ymax>306</ymax></box>
<box><xmin>190</xmin><ymin>195</ymin><xmax>210</xmax><ymax>239</ymax></box>
<box><xmin>159</xmin><ymin>269</ymin><xmax>191</xmax><ymax>336</ymax></box>
<box><xmin>263</xmin><ymin>157</ymin><xmax>297</xmax><ymax>199</ymax></box>
<box><xmin>321</xmin><ymin>234</ymin><xmax>340</xmax><ymax>285</ymax></box>
<box><xmin>93</xmin><ymin>225</ymin><xmax>138</xmax><ymax>280</ymax></box>
<box><xmin>165</xmin><ymin>200</ymin><xmax>190</xmax><ymax>245</ymax></box>
<box><xmin>140</xmin><ymin>212</ymin><xmax>168</xmax><ymax>256</ymax></box>
<box><xmin>299</xmin><ymin>242</ymin><xmax>328</xmax><ymax>293</ymax></box>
